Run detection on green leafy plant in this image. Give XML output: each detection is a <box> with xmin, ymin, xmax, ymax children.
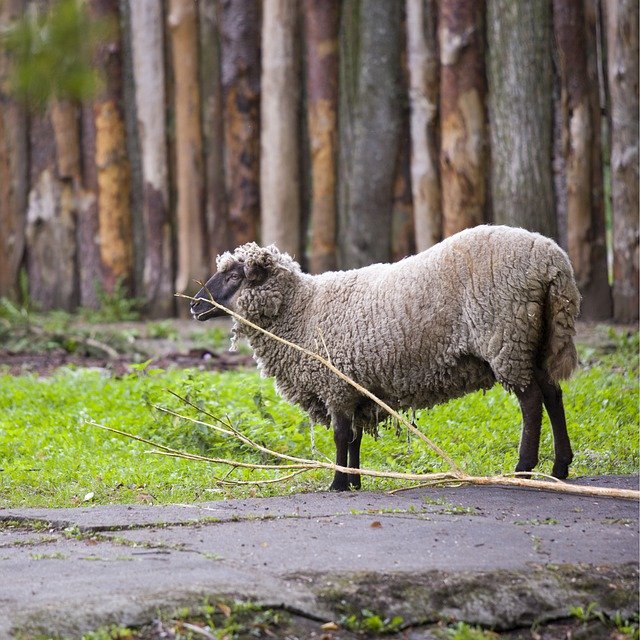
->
<box><xmin>341</xmin><ymin>608</ymin><xmax>404</xmax><ymax>634</ymax></box>
<box><xmin>1</xmin><ymin>0</ymin><xmax>115</xmax><ymax>107</ymax></box>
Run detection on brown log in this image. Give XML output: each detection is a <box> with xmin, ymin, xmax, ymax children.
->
<box><xmin>553</xmin><ymin>1</ymin><xmax>593</xmax><ymax>287</ymax></box>
<box><xmin>554</xmin><ymin>0</ymin><xmax>612</xmax><ymax>319</ymax></box>
<box><xmin>0</xmin><ymin>0</ymin><xmax>28</xmax><ymax>301</ymax></box>
<box><xmin>486</xmin><ymin>0</ymin><xmax>556</xmax><ymax>238</ymax></box>
<box><xmin>169</xmin><ymin>0</ymin><xmax>208</xmax><ymax>304</ymax></box>
<box><xmin>438</xmin><ymin>0</ymin><xmax>486</xmax><ymax>237</ymax></box>
<box><xmin>199</xmin><ymin>0</ymin><xmax>230</xmax><ymax>265</ymax></box>
<box><xmin>78</xmin><ymin>102</ymin><xmax>102</xmax><ymax>309</ymax></box>
<box><xmin>219</xmin><ymin>0</ymin><xmax>261</xmax><ymax>247</ymax></box>
<box><xmin>604</xmin><ymin>0</ymin><xmax>639</xmax><ymax>323</ymax></box>
<box><xmin>407</xmin><ymin>0</ymin><xmax>441</xmax><ymax>250</ymax></box>
<box><xmin>582</xmin><ymin>0</ymin><xmax>612</xmax><ymax>319</ymax></box>
<box><xmin>338</xmin><ymin>0</ymin><xmax>402</xmax><ymax>268</ymax></box>
<box><xmin>26</xmin><ymin>107</ymin><xmax>78</xmax><ymax>311</ymax></box>
<box><xmin>304</xmin><ymin>0</ymin><xmax>340</xmax><ymax>273</ymax></box>
<box><xmin>87</xmin><ymin>0</ymin><xmax>134</xmax><ymax>296</ymax></box>
<box><xmin>392</xmin><ymin>124</ymin><xmax>416</xmax><ymax>262</ymax></box>
<box><xmin>260</xmin><ymin>0</ymin><xmax>300</xmax><ymax>257</ymax></box>
<box><xmin>130</xmin><ymin>0</ymin><xmax>173</xmax><ymax>317</ymax></box>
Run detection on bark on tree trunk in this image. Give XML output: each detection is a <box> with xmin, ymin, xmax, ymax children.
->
<box><xmin>0</xmin><ymin>0</ymin><xmax>28</xmax><ymax>301</ymax></box>
<box><xmin>26</xmin><ymin>106</ymin><xmax>78</xmax><ymax>311</ymax></box>
<box><xmin>260</xmin><ymin>0</ymin><xmax>300</xmax><ymax>257</ymax></box>
<box><xmin>605</xmin><ymin>0</ymin><xmax>639</xmax><ymax>323</ymax></box>
<box><xmin>169</xmin><ymin>0</ymin><xmax>208</xmax><ymax>304</ymax></box>
<box><xmin>392</xmin><ymin>122</ymin><xmax>416</xmax><ymax>262</ymax></box>
<box><xmin>486</xmin><ymin>0</ymin><xmax>556</xmax><ymax>238</ymax></box>
<box><xmin>338</xmin><ymin>0</ymin><xmax>402</xmax><ymax>268</ymax></box>
<box><xmin>582</xmin><ymin>0</ymin><xmax>612</xmax><ymax>319</ymax></box>
<box><xmin>304</xmin><ymin>0</ymin><xmax>340</xmax><ymax>273</ymax></box>
<box><xmin>199</xmin><ymin>0</ymin><xmax>229</xmax><ymax>265</ymax></box>
<box><xmin>87</xmin><ymin>0</ymin><xmax>134</xmax><ymax>296</ymax></box>
<box><xmin>554</xmin><ymin>0</ymin><xmax>611</xmax><ymax>319</ymax></box>
<box><xmin>129</xmin><ymin>0</ymin><xmax>173</xmax><ymax>317</ymax></box>
<box><xmin>407</xmin><ymin>0</ymin><xmax>441</xmax><ymax>250</ymax></box>
<box><xmin>438</xmin><ymin>0</ymin><xmax>486</xmax><ymax>237</ymax></box>
<box><xmin>219</xmin><ymin>0</ymin><xmax>261</xmax><ymax>247</ymax></box>
<box><xmin>78</xmin><ymin>102</ymin><xmax>102</xmax><ymax>309</ymax></box>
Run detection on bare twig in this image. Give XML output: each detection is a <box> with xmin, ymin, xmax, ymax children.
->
<box><xmin>178</xmin><ymin>290</ymin><xmax>461</xmax><ymax>475</ymax></box>
<box><xmin>169</xmin><ymin>289</ymin><xmax>640</xmax><ymax>502</ymax></box>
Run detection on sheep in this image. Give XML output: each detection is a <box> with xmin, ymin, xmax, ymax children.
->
<box><xmin>190</xmin><ymin>225</ymin><xmax>581</xmax><ymax>491</ymax></box>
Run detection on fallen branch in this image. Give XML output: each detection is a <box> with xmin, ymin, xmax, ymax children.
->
<box><xmin>177</xmin><ymin>289</ymin><xmax>461</xmax><ymax>475</ymax></box>
<box><xmin>168</xmin><ymin>289</ymin><xmax>640</xmax><ymax>502</ymax></box>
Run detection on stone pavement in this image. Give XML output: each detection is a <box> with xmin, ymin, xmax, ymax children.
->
<box><xmin>0</xmin><ymin>476</ymin><xmax>638</xmax><ymax>638</ymax></box>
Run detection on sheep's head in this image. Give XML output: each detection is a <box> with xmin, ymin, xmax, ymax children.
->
<box><xmin>190</xmin><ymin>243</ymin><xmax>299</xmax><ymax>324</ymax></box>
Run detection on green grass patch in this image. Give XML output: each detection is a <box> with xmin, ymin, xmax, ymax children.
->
<box><xmin>1</xmin><ymin>328</ymin><xmax>637</xmax><ymax>508</ymax></box>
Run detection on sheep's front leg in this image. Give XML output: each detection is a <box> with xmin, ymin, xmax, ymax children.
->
<box><xmin>329</xmin><ymin>413</ymin><xmax>352</xmax><ymax>491</ymax></box>
<box><xmin>348</xmin><ymin>425</ymin><xmax>363</xmax><ymax>489</ymax></box>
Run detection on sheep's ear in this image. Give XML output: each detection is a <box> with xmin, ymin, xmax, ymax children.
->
<box><xmin>244</xmin><ymin>260</ymin><xmax>268</xmax><ymax>284</ymax></box>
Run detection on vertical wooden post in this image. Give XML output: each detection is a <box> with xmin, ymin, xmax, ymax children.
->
<box><xmin>439</xmin><ymin>0</ymin><xmax>486</xmax><ymax>237</ymax></box>
<box><xmin>407</xmin><ymin>0</ymin><xmax>441</xmax><ymax>250</ymax></box>
<box><xmin>260</xmin><ymin>0</ymin><xmax>300</xmax><ymax>257</ymax></box>
<box><xmin>304</xmin><ymin>0</ymin><xmax>340</xmax><ymax>273</ymax></box>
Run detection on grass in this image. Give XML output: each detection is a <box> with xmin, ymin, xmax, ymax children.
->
<box><xmin>0</xmin><ymin>327</ymin><xmax>637</xmax><ymax>508</ymax></box>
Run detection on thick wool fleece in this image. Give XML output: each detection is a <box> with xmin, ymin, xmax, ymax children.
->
<box><xmin>218</xmin><ymin>225</ymin><xmax>580</xmax><ymax>435</ymax></box>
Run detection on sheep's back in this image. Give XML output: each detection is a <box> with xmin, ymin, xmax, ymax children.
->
<box><xmin>252</xmin><ymin>225</ymin><xmax>576</xmax><ymax>421</ymax></box>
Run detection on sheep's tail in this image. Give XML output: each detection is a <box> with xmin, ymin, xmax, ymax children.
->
<box><xmin>543</xmin><ymin>260</ymin><xmax>581</xmax><ymax>383</ymax></box>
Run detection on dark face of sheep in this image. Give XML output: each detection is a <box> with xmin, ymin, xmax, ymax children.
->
<box><xmin>190</xmin><ymin>259</ymin><xmax>268</xmax><ymax>321</ymax></box>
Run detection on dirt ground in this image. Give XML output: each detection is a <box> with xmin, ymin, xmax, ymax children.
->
<box><xmin>0</xmin><ymin>319</ymin><xmax>635</xmax><ymax>378</ymax></box>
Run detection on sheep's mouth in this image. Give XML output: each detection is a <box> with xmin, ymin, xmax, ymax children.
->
<box><xmin>190</xmin><ymin>300</ymin><xmax>218</xmax><ymax>322</ymax></box>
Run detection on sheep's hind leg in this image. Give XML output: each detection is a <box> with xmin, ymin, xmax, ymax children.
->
<box><xmin>329</xmin><ymin>413</ymin><xmax>352</xmax><ymax>491</ymax></box>
<box><xmin>534</xmin><ymin>369</ymin><xmax>573</xmax><ymax>479</ymax></box>
<box><xmin>514</xmin><ymin>383</ymin><xmax>544</xmax><ymax>478</ymax></box>
<box><xmin>348</xmin><ymin>425</ymin><xmax>363</xmax><ymax>489</ymax></box>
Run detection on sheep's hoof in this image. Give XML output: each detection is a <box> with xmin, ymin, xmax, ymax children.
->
<box><xmin>329</xmin><ymin>475</ymin><xmax>351</xmax><ymax>492</ymax></box>
<box><xmin>514</xmin><ymin>460</ymin><xmax>536</xmax><ymax>480</ymax></box>
<box><xmin>349</xmin><ymin>475</ymin><xmax>361</xmax><ymax>490</ymax></box>
<box><xmin>551</xmin><ymin>461</ymin><xmax>570</xmax><ymax>480</ymax></box>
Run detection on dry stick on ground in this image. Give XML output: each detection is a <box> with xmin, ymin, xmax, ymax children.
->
<box><xmin>171</xmin><ymin>290</ymin><xmax>640</xmax><ymax>501</ymax></box>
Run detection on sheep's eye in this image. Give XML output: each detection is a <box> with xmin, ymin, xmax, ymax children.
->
<box><xmin>227</xmin><ymin>272</ymin><xmax>241</xmax><ymax>282</ymax></box>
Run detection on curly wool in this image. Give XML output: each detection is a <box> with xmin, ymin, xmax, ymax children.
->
<box><xmin>222</xmin><ymin>225</ymin><xmax>580</xmax><ymax>435</ymax></box>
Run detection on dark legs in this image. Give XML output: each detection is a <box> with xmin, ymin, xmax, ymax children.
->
<box><xmin>329</xmin><ymin>413</ymin><xmax>363</xmax><ymax>491</ymax></box>
<box><xmin>514</xmin><ymin>370</ymin><xmax>573</xmax><ymax>480</ymax></box>
<box><xmin>534</xmin><ymin>369</ymin><xmax>573</xmax><ymax>479</ymax></box>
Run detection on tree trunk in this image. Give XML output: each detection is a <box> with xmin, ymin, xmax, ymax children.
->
<box><xmin>304</xmin><ymin>0</ymin><xmax>340</xmax><ymax>273</ymax></box>
<box><xmin>582</xmin><ymin>0</ymin><xmax>612</xmax><ymax>319</ymax></box>
<box><xmin>554</xmin><ymin>0</ymin><xmax>611</xmax><ymax>319</ymax></box>
<box><xmin>0</xmin><ymin>0</ymin><xmax>28</xmax><ymax>301</ymax></box>
<box><xmin>407</xmin><ymin>0</ymin><xmax>440</xmax><ymax>250</ymax></box>
<box><xmin>78</xmin><ymin>102</ymin><xmax>102</xmax><ymax>309</ymax></box>
<box><xmin>199</xmin><ymin>0</ymin><xmax>229</xmax><ymax>265</ymax></box>
<box><xmin>260</xmin><ymin>0</ymin><xmax>300</xmax><ymax>256</ymax></box>
<box><xmin>338</xmin><ymin>0</ymin><xmax>402</xmax><ymax>268</ymax></box>
<box><xmin>605</xmin><ymin>0</ymin><xmax>639</xmax><ymax>323</ymax></box>
<box><xmin>219</xmin><ymin>0</ymin><xmax>261</xmax><ymax>247</ymax></box>
<box><xmin>486</xmin><ymin>0</ymin><xmax>556</xmax><ymax>238</ymax></box>
<box><xmin>129</xmin><ymin>0</ymin><xmax>173</xmax><ymax>317</ymax></box>
<box><xmin>87</xmin><ymin>0</ymin><xmax>134</xmax><ymax>296</ymax></box>
<box><xmin>438</xmin><ymin>0</ymin><xmax>486</xmax><ymax>237</ymax></box>
<box><xmin>26</xmin><ymin>106</ymin><xmax>78</xmax><ymax>311</ymax></box>
<box><xmin>169</xmin><ymin>0</ymin><xmax>208</xmax><ymax>304</ymax></box>
<box><xmin>392</xmin><ymin>123</ymin><xmax>416</xmax><ymax>262</ymax></box>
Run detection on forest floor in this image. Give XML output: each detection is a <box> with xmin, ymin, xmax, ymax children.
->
<box><xmin>0</xmin><ymin>315</ymin><xmax>636</xmax><ymax>378</ymax></box>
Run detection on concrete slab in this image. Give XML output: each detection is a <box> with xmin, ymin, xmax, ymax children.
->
<box><xmin>1</xmin><ymin>476</ymin><xmax>638</xmax><ymax>638</ymax></box>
